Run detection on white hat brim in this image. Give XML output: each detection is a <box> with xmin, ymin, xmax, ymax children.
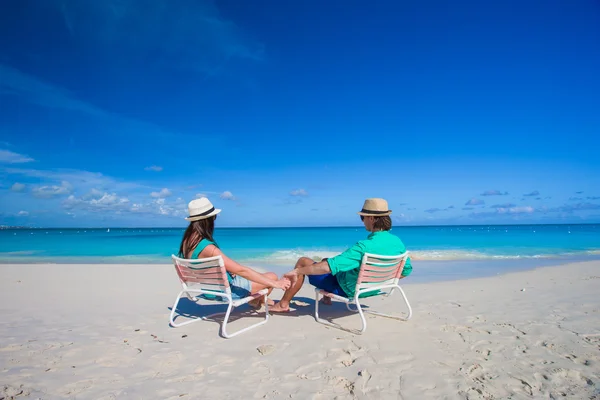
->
<box><xmin>185</xmin><ymin>208</ymin><xmax>221</xmax><ymax>221</ymax></box>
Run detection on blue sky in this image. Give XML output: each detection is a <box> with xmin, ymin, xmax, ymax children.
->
<box><xmin>1</xmin><ymin>0</ymin><xmax>599</xmax><ymax>227</ymax></box>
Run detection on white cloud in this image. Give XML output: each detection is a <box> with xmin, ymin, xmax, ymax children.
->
<box><xmin>17</xmin><ymin>211</ymin><xmax>29</xmax><ymax>216</ymax></box>
<box><xmin>490</xmin><ymin>203</ymin><xmax>517</xmax><ymax>209</ymax></box>
<box><xmin>5</xmin><ymin>167</ymin><xmax>145</xmax><ymax>193</ymax></box>
<box><xmin>130</xmin><ymin>197</ymin><xmax>186</xmax><ymax>218</ymax></box>
<box><xmin>32</xmin><ymin>181</ymin><xmax>73</xmax><ymax>198</ymax></box>
<box><xmin>470</xmin><ymin>205</ymin><xmax>536</xmax><ymax>218</ymax></box>
<box><xmin>480</xmin><ymin>190</ymin><xmax>508</xmax><ymax>196</ymax></box>
<box><xmin>290</xmin><ymin>189</ymin><xmax>309</xmax><ymax>196</ymax></box>
<box><xmin>220</xmin><ymin>191</ymin><xmax>235</xmax><ymax>200</ymax></box>
<box><xmin>10</xmin><ymin>182</ymin><xmax>26</xmax><ymax>192</ymax></box>
<box><xmin>0</xmin><ymin>149</ymin><xmax>34</xmax><ymax>164</ymax></box>
<box><xmin>523</xmin><ymin>190</ymin><xmax>540</xmax><ymax>197</ymax></box>
<box><xmin>144</xmin><ymin>165</ymin><xmax>163</xmax><ymax>172</ymax></box>
<box><xmin>195</xmin><ymin>193</ymin><xmax>207</xmax><ymax>199</ymax></box>
<box><xmin>3</xmin><ymin>168</ymin><xmax>189</xmax><ymax>220</ymax></box>
<box><xmin>547</xmin><ymin>202</ymin><xmax>600</xmax><ymax>213</ymax></box>
<box><xmin>81</xmin><ymin>188</ymin><xmax>105</xmax><ymax>200</ymax></box>
<box><xmin>465</xmin><ymin>198</ymin><xmax>485</xmax><ymax>206</ymax></box>
<box><xmin>424</xmin><ymin>208</ymin><xmax>445</xmax><ymax>213</ymax></box>
<box><xmin>63</xmin><ymin>191</ymin><xmax>130</xmax><ymax>212</ymax></box>
<box><xmin>150</xmin><ymin>188</ymin><xmax>172</xmax><ymax>198</ymax></box>
<box><xmin>495</xmin><ymin>206</ymin><xmax>535</xmax><ymax>214</ymax></box>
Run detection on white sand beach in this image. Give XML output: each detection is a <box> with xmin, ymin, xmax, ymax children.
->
<box><xmin>1</xmin><ymin>261</ymin><xmax>599</xmax><ymax>399</ymax></box>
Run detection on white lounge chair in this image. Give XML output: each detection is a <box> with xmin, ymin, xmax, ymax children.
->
<box><xmin>169</xmin><ymin>254</ymin><xmax>269</xmax><ymax>338</ymax></box>
<box><xmin>314</xmin><ymin>252</ymin><xmax>412</xmax><ymax>334</ymax></box>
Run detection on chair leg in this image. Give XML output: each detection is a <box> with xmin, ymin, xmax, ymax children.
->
<box><xmin>314</xmin><ymin>289</ymin><xmax>321</xmax><ymax>321</ymax></box>
<box><xmin>396</xmin><ymin>286</ymin><xmax>413</xmax><ymax>320</ymax></box>
<box><xmin>354</xmin><ymin>299</ymin><xmax>368</xmax><ymax>334</ymax></box>
<box><xmin>221</xmin><ymin>293</ymin><xmax>270</xmax><ymax>339</ymax></box>
<box><xmin>362</xmin><ymin>285</ymin><xmax>412</xmax><ymax>321</ymax></box>
<box><xmin>170</xmin><ymin>291</ymin><xmax>228</xmax><ymax>327</ymax></box>
<box><xmin>169</xmin><ymin>291</ymin><xmax>206</xmax><ymax>327</ymax></box>
<box><xmin>314</xmin><ymin>290</ymin><xmax>365</xmax><ymax>334</ymax></box>
<box><xmin>314</xmin><ymin>289</ymin><xmax>332</xmax><ymax>326</ymax></box>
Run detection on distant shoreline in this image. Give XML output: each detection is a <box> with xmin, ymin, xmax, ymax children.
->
<box><xmin>2</xmin><ymin>222</ymin><xmax>599</xmax><ymax>230</ymax></box>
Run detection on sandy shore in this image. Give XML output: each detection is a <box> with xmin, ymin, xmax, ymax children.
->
<box><xmin>1</xmin><ymin>261</ymin><xmax>599</xmax><ymax>399</ymax></box>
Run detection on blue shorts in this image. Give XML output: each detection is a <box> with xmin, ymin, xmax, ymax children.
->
<box><xmin>229</xmin><ymin>274</ymin><xmax>252</xmax><ymax>300</ymax></box>
<box><xmin>308</xmin><ymin>273</ymin><xmax>347</xmax><ymax>297</ymax></box>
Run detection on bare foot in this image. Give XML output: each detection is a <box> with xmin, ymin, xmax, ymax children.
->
<box><xmin>248</xmin><ymin>297</ymin><xmax>275</xmax><ymax>309</ymax></box>
<box><xmin>269</xmin><ymin>302</ymin><xmax>291</xmax><ymax>313</ymax></box>
<box><xmin>320</xmin><ymin>297</ymin><xmax>332</xmax><ymax>306</ymax></box>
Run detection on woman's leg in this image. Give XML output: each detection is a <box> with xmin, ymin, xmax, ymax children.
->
<box><xmin>248</xmin><ymin>272</ymin><xmax>277</xmax><ymax>307</ymax></box>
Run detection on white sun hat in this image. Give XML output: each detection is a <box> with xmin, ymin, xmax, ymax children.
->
<box><xmin>185</xmin><ymin>197</ymin><xmax>221</xmax><ymax>221</ymax></box>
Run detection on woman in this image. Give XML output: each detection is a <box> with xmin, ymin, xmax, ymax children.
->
<box><xmin>179</xmin><ymin>197</ymin><xmax>290</xmax><ymax>306</ymax></box>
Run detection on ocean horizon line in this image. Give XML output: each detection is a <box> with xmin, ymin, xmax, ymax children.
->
<box><xmin>1</xmin><ymin>222</ymin><xmax>598</xmax><ymax>230</ymax></box>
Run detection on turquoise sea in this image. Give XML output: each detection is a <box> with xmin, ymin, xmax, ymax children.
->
<box><xmin>1</xmin><ymin>224</ymin><xmax>599</xmax><ymax>282</ymax></box>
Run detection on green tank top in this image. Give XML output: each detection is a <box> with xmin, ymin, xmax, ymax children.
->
<box><xmin>191</xmin><ymin>238</ymin><xmax>217</xmax><ymax>259</ymax></box>
<box><xmin>191</xmin><ymin>238</ymin><xmax>234</xmax><ymax>284</ymax></box>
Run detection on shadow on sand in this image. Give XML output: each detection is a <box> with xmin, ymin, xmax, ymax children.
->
<box><xmin>168</xmin><ymin>295</ymin><xmax>374</xmax><ymax>335</ymax></box>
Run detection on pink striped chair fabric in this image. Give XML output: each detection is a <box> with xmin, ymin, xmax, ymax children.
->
<box><xmin>314</xmin><ymin>252</ymin><xmax>412</xmax><ymax>334</ymax></box>
<box><xmin>169</xmin><ymin>254</ymin><xmax>269</xmax><ymax>338</ymax></box>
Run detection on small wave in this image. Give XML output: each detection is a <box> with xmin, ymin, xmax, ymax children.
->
<box><xmin>0</xmin><ymin>253</ymin><xmax>168</xmax><ymax>264</ymax></box>
<box><xmin>407</xmin><ymin>250</ymin><xmax>550</xmax><ymax>261</ymax></box>
<box><xmin>245</xmin><ymin>248</ymin><xmax>600</xmax><ymax>263</ymax></box>
<box><xmin>0</xmin><ymin>250</ymin><xmax>41</xmax><ymax>256</ymax></box>
<box><xmin>245</xmin><ymin>249</ymin><xmax>341</xmax><ymax>264</ymax></box>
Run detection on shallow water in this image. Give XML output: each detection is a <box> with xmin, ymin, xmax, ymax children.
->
<box><xmin>1</xmin><ymin>224</ymin><xmax>598</xmax><ymax>282</ymax></box>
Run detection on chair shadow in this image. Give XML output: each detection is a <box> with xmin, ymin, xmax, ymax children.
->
<box><xmin>168</xmin><ymin>295</ymin><xmax>372</xmax><ymax>327</ymax></box>
<box><xmin>273</xmin><ymin>296</ymin><xmax>372</xmax><ymax>322</ymax></box>
<box><xmin>283</xmin><ymin>296</ymin><xmax>410</xmax><ymax>335</ymax></box>
<box><xmin>168</xmin><ymin>297</ymin><xmax>268</xmax><ymax>327</ymax></box>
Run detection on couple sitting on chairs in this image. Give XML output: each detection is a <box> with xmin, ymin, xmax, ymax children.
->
<box><xmin>175</xmin><ymin>196</ymin><xmax>412</xmax><ymax>314</ymax></box>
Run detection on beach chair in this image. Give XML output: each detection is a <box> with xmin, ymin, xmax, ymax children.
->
<box><xmin>169</xmin><ymin>254</ymin><xmax>269</xmax><ymax>338</ymax></box>
<box><xmin>314</xmin><ymin>252</ymin><xmax>412</xmax><ymax>334</ymax></box>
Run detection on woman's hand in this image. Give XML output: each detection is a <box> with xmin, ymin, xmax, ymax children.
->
<box><xmin>272</xmin><ymin>277</ymin><xmax>291</xmax><ymax>290</ymax></box>
<box><xmin>283</xmin><ymin>269</ymin><xmax>299</xmax><ymax>287</ymax></box>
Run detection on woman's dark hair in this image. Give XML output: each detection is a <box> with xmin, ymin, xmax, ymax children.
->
<box><xmin>373</xmin><ymin>216</ymin><xmax>392</xmax><ymax>231</ymax></box>
<box><xmin>178</xmin><ymin>216</ymin><xmax>217</xmax><ymax>258</ymax></box>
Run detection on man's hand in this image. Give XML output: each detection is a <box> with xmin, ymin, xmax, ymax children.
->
<box><xmin>283</xmin><ymin>269</ymin><xmax>299</xmax><ymax>287</ymax></box>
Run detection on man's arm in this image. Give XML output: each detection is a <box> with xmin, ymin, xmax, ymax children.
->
<box><xmin>284</xmin><ymin>259</ymin><xmax>331</xmax><ymax>285</ymax></box>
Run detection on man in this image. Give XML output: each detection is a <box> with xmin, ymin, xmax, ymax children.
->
<box><xmin>270</xmin><ymin>198</ymin><xmax>412</xmax><ymax>312</ymax></box>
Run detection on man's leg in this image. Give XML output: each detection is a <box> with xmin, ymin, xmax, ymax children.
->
<box><xmin>269</xmin><ymin>257</ymin><xmax>314</xmax><ymax>312</ymax></box>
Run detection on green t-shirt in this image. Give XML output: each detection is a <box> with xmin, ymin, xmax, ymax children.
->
<box><xmin>191</xmin><ymin>238</ymin><xmax>217</xmax><ymax>259</ymax></box>
<box><xmin>327</xmin><ymin>230</ymin><xmax>412</xmax><ymax>298</ymax></box>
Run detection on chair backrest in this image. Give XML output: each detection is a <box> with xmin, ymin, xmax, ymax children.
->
<box><xmin>171</xmin><ymin>254</ymin><xmax>231</xmax><ymax>293</ymax></box>
<box><xmin>355</xmin><ymin>252</ymin><xmax>408</xmax><ymax>292</ymax></box>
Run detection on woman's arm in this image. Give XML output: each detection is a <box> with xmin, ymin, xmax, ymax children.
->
<box><xmin>204</xmin><ymin>245</ymin><xmax>287</xmax><ymax>289</ymax></box>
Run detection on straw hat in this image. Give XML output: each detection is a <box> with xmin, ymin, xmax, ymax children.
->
<box><xmin>185</xmin><ymin>197</ymin><xmax>221</xmax><ymax>221</ymax></box>
<box><xmin>357</xmin><ymin>198</ymin><xmax>392</xmax><ymax>217</ymax></box>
